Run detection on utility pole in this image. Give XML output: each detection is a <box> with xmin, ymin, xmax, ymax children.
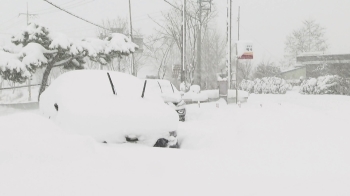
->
<box><xmin>236</xmin><ymin>6</ymin><xmax>240</xmax><ymax>104</ymax></box>
<box><xmin>196</xmin><ymin>0</ymin><xmax>202</xmax><ymax>86</ymax></box>
<box><xmin>19</xmin><ymin>2</ymin><xmax>36</xmax><ymax>102</ymax></box>
<box><xmin>227</xmin><ymin>0</ymin><xmax>232</xmax><ymax>89</ymax></box>
<box><xmin>181</xmin><ymin>0</ymin><xmax>186</xmax><ymax>83</ymax></box>
<box><xmin>128</xmin><ymin>0</ymin><xmax>135</xmax><ymax>76</ymax></box>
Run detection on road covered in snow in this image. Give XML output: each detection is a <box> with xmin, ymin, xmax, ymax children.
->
<box><xmin>1</xmin><ymin>91</ymin><xmax>350</xmax><ymax>196</ymax></box>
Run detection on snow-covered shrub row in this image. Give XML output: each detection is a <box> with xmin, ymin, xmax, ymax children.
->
<box><xmin>287</xmin><ymin>79</ymin><xmax>302</xmax><ymax>87</ymax></box>
<box><xmin>239</xmin><ymin>79</ymin><xmax>255</xmax><ymax>93</ymax></box>
<box><xmin>240</xmin><ymin>77</ymin><xmax>291</xmax><ymax>94</ymax></box>
<box><xmin>299</xmin><ymin>75</ymin><xmax>350</xmax><ymax>95</ymax></box>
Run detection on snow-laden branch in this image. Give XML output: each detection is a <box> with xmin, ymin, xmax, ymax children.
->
<box><xmin>53</xmin><ymin>58</ymin><xmax>73</xmax><ymax>67</ymax></box>
<box><xmin>0</xmin><ymin>22</ymin><xmax>138</xmax><ymax>86</ymax></box>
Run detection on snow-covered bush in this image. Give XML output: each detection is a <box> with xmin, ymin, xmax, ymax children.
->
<box><xmin>240</xmin><ymin>79</ymin><xmax>255</xmax><ymax>93</ymax></box>
<box><xmin>299</xmin><ymin>75</ymin><xmax>350</xmax><ymax>95</ymax></box>
<box><xmin>240</xmin><ymin>77</ymin><xmax>291</xmax><ymax>94</ymax></box>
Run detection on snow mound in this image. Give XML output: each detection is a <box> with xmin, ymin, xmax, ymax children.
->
<box><xmin>240</xmin><ymin>77</ymin><xmax>291</xmax><ymax>94</ymax></box>
<box><xmin>300</xmin><ymin>75</ymin><xmax>350</xmax><ymax>95</ymax></box>
<box><xmin>189</xmin><ymin>85</ymin><xmax>201</xmax><ymax>93</ymax></box>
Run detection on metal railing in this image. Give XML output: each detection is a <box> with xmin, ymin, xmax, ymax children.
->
<box><xmin>0</xmin><ymin>84</ymin><xmax>45</xmax><ymax>102</ymax></box>
<box><xmin>0</xmin><ymin>84</ymin><xmax>42</xmax><ymax>90</ymax></box>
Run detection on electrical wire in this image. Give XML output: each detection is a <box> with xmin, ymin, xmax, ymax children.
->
<box><xmin>31</xmin><ymin>0</ymin><xmax>85</xmax><ymax>13</ymax></box>
<box><xmin>43</xmin><ymin>0</ymin><xmax>110</xmax><ymax>31</ymax></box>
<box><xmin>35</xmin><ymin>1</ymin><xmax>96</xmax><ymax>15</ymax></box>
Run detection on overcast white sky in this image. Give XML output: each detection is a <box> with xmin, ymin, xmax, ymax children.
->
<box><xmin>0</xmin><ymin>0</ymin><xmax>349</xmax><ymax>66</ymax></box>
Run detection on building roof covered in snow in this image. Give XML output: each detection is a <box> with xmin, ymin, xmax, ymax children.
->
<box><xmin>296</xmin><ymin>53</ymin><xmax>350</xmax><ymax>65</ymax></box>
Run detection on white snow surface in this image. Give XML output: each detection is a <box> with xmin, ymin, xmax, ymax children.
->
<box><xmin>20</xmin><ymin>43</ymin><xmax>56</xmax><ymax>67</ymax></box>
<box><xmin>105</xmin><ymin>33</ymin><xmax>138</xmax><ymax>54</ymax></box>
<box><xmin>49</xmin><ymin>32</ymin><xmax>71</xmax><ymax>50</ymax></box>
<box><xmin>49</xmin><ymin>32</ymin><xmax>138</xmax><ymax>56</ymax></box>
<box><xmin>184</xmin><ymin>89</ymin><xmax>249</xmax><ymax>101</ymax></box>
<box><xmin>1</xmin><ymin>90</ymin><xmax>350</xmax><ymax>195</ymax></box>
<box><xmin>182</xmin><ymin>91</ymin><xmax>209</xmax><ymax>102</ymax></box>
<box><xmin>0</xmin><ymin>43</ymin><xmax>56</xmax><ymax>74</ymax></box>
<box><xmin>0</xmin><ymin>51</ymin><xmax>24</xmax><ymax>72</ymax></box>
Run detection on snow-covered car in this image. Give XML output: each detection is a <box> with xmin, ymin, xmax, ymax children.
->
<box><xmin>145</xmin><ymin>79</ymin><xmax>186</xmax><ymax>122</ymax></box>
<box><xmin>39</xmin><ymin>70</ymin><xmax>179</xmax><ymax>148</ymax></box>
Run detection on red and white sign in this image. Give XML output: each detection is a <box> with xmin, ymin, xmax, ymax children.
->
<box><xmin>236</xmin><ymin>40</ymin><xmax>253</xmax><ymax>59</ymax></box>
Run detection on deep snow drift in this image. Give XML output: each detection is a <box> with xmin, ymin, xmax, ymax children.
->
<box><xmin>1</xmin><ymin>91</ymin><xmax>350</xmax><ymax>196</ymax></box>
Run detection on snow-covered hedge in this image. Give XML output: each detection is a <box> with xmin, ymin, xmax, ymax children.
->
<box><xmin>299</xmin><ymin>75</ymin><xmax>350</xmax><ymax>95</ymax></box>
<box><xmin>182</xmin><ymin>85</ymin><xmax>209</xmax><ymax>102</ymax></box>
<box><xmin>240</xmin><ymin>77</ymin><xmax>291</xmax><ymax>94</ymax></box>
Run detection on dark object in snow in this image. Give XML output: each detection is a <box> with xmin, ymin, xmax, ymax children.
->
<box><xmin>179</xmin><ymin>115</ymin><xmax>185</xmax><ymax>122</ymax></box>
<box><xmin>54</xmin><ymin>103</ymin><xmax>58</xmax><ymax>111</ymax></box>
<box><xmin>126</xmin><ymin>136</ymin><xmax>138</xmax><ymax>142</ymax></box>
<box><xmin>107</xmin><ymin>72</ymin><xmax>116</xmax><ymax>95</ymax></box>
<box><xmin>103</xmin><ymin>141</ymin><xmax>107</xmax><ymax>144</ymax></box>
<box><xmin>153</xmin><ymin>138</ymin><xmax>168</xmax><ymax>147</ymax></box>
<box><xmin>141</xmin><ymin>80</ymin><xmax>147</xmax><ymax>98</ymax></box>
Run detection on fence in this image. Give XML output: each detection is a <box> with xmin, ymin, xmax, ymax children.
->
<box><xmin>0</xmin><ymin>84</ymin><xmax>44</xmax><ymax>102</ymax></box>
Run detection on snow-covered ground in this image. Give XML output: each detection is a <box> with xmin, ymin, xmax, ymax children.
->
<box><xmin>1</xmin><ymin>91</ymin><xmax>350</xmax><ymax>196</ymax></box>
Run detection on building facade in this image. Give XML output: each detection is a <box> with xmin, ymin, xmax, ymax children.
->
<box><xmin>296</xmin><ymin>53</ymin><xmax>350</xmax><ymax>79</ymax></box>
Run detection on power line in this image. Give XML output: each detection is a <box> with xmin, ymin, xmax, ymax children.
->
<box><xmin>35</xmin><ymin>0</ymin><xmax>95</xmax><ymax>15</ymax></box>
<box><xmin>32</xmin><ymin>0</ymin><xmax>85</xmax><ymax>13</ymax></box>
<box><xmin>43</xmin><ymin>0</ymin><xmax>110</xmax><ymax>31</ymax></box>
<box><xmin>163</xmin><ymin>0</ymin><xmax>199</xmax><ymax>21</ymax></box>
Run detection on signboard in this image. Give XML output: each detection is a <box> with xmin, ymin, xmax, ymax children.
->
<box><xmin>236</xmin><ymin>40</ymin><xmax>253</xmax><ymax>59</ymax></box>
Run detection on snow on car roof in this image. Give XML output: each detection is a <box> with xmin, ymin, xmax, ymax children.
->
<box><xmin>47</xmin><ymin>70</ymin><xmax>144</xmax><ymax>97</ymax></box>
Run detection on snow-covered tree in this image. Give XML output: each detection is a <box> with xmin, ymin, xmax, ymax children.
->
<box><xmin>253</xmin><ymin>60</ymin><xmax>281</xmax><ymax>79</ymax></box>
<box><xmin>284</xmin><ymin>19</ymin><xmax>328</xmax><ymax>67</ymax></box>
<box><xmin>0</xmin><ymin>23</ymin><xmax>138</xmax><ymax>100</ymax></box>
